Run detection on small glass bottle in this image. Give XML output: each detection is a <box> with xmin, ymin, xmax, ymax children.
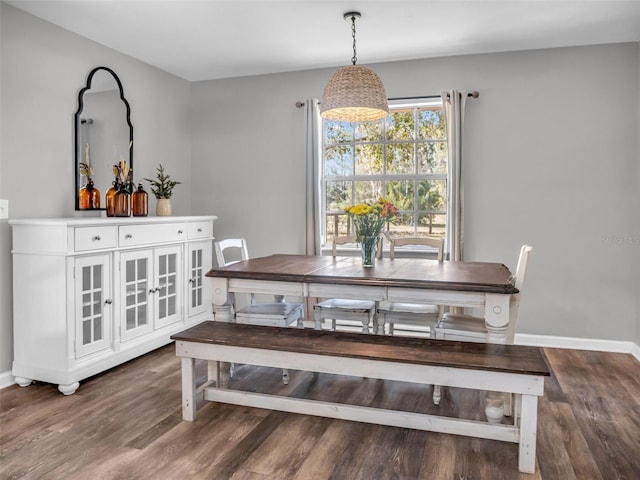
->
<box><xmin>132</xmin><ymin>183</ymin><xmax>148</xmax><ymax>217</ymax></box>
<box><xmin>79</xmin><ymin>179</ymin><xmax>100</xmax><ymax>209</ymax></box>
<box><xmin>114</xmin><ymin>184</ymin><xmax>131</xmax><ymax>217</ymax></box>
<box><xmin>105</xmin><ymin>181</ymin><xmax>120</xmax><ymax>217</ymax></box>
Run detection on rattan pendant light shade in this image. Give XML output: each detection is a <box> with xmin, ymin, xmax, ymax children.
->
<box><xmin>320</xmin><ymin>12</ymin><xmax>389</xmax><ymax>122</ymax></box>
<box><xmin>321</xmin><ymin>65</ymin><xmax>388</xmax><ymax>122</ymax></box>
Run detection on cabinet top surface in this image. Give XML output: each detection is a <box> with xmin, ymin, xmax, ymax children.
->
<box><xmin>9</xmin><ymin>215</ymin><xmax>217</xmax><ymax>226</ymax></box>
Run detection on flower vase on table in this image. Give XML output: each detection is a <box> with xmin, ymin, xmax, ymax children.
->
<box><xmin>360</xmin><ymin>236</ymin><xmax>379</xmax><ymax>267</ymax></box>
<box><xmin>344</xmin><ymin>198</ymin><xmax>399</xmax><ymax>268</ymax></box>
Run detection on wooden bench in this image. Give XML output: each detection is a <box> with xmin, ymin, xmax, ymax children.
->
<box><xmin>171</xmin><ymin>321</ymin><xmax>550</xmax><ymax>474</ymax></box>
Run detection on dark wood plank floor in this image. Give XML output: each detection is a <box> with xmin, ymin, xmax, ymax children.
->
<box><xmin>1</xmin><ymin>344</ymin><xmax>639</xmax><ymax>479</ymax></box>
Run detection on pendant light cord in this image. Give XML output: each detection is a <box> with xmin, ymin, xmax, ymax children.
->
<box><xmin>350</xmin><ymin>15</ymin><xmax>358</xmax><ymax>65</ymax></box>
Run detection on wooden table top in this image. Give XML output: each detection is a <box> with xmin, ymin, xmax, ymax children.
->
<box><xmin>172</xmin><ymin>322</ymin><xmax>549</xmax><ymax>376</ymax></box>
<box><xmin>206</xmin><ymin>254</ymin><xmax>518</xmax><ymax>294</ymax></box>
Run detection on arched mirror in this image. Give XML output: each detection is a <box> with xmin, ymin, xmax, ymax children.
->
<box><xmin>74</xmin><ymin>66</ymin><xmax>133</xmax><ymax>210</ymax></box>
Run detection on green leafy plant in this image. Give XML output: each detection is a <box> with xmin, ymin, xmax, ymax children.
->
<box><xmin>144</xmin><ymin>164</ymin><xmax>181</xmax><ymax>199</ymax></box>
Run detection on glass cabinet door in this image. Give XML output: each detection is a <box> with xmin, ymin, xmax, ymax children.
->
<box><xmin>187</xmin><ymin>241</ymin><xmax>211</xmax><ymax>318</ymax></box>
<box><xmin>154</xmin><ymin>245</ymin><xmax>182</xmax><ymax>328</ymax></box>
<box><xmin>75</xmin><ymin>254</ymin><xmax>112</xmax><ymax>358</ymax></box>
<box><xmin>120</xmin><ymin>250</ymin><xmax>153</xmax><ymax>341</ymax></box>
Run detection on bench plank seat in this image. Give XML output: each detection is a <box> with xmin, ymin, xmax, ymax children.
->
<box><xmin>172</xmin><ymin>321</ymin><xmax>549</xmax><ymax>474</ymax></box>
<box><xmin>172</xmin><ymin>321</ymin><xmax>549</xmax><ymax>377</ymax></box>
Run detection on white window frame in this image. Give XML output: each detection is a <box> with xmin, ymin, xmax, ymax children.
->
<box><xmin>320</xmin><ymin>97</ymin><xmax>447</xmax><ymax>254</ymax></box>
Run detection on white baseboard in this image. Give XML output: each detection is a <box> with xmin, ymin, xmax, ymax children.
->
<box><xmin>515</xmin><ymin>333</ymin><xmax>640</xmax><ymax>361</ymax></box>
<box><xmin>0</xmin><ymin>370</ymin><xmax>15</xmax><ymax>390</ymax></box>
<box><xmin>2</xmin><ymin>334</ymin><xmax>638</xmax><ymax>390</ymax></box>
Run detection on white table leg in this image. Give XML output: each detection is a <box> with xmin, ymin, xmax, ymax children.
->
<box><xmin>484</xmin><ymin>293</ymin><xmax>511</xmax><ymax>419</ymax></box>
<box><xmin>181</xmin><ymin>357</ymin><xmax>196</xmax><ymax>421</ymax></box>
<box><xmin>211</xmin><ymin>277</ymin><xmax>233</xmax><ymax>386</ymax></box>
<box><xmin>518</xmin><ymin>394</ymin><xmax>539</xmax><ymax>474</ymax></box>
<box><xmin>484</xmin><ymin>293</ymin><xmax>510</xmax><ymax>344</ymax></box>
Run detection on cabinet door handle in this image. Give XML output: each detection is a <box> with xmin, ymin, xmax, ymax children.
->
<box><xmin>149</xmin><ymin>288</ymin><xmax>156</xmax><ymax>294</ymax></box>
<box><xmin>125</xmin><ymin>234</ymin><xmax>133</xmax><ymax>239</ymax></box>
<box><xmin>104</xmin><ymin>299</ymin><xmax>113</xmax><ymax>305</ymax></box>
<box><xmin>188</xmin><ymin>278</ymin><xmax>197</xmax><ymax>284</ymax></box>
<box><xmin>93</xmin><ymin>235</ymin><xmax>101</xmax><ymax>241</ymax></box>
<box><xmin>178</xmin><ymin>230</ymin><xmax>184</xmax><ymax>234</ymax></box>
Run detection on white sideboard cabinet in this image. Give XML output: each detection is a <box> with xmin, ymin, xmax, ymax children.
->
<box><xmin>10</xmin><ymin>215</ymin><xmax>217</xmax><ymax>394</ymax></box>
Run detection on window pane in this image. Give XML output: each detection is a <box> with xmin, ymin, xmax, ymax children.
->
<box><xmin>325</xmin><ymin>181</ymin><xmax>351</xmax><ymax>210</ymax></box>
<box><xmin>93</xmin><ymin>265</ymin><xmax>101</xmax><ymax>289</ymax></box>
<box><xmin>324</xmin><ymin>145</ymin><xmax>353</xmax><ymax>177</ymax></box>
<box><xmin>325</xmin><ymin>212</ymin><xmax>351</xmax><ymax>238</ymax></box>
<box><xmin>417</xmin><ymin>109</ymin><xmax>446</xmax><ymax>140</ymax></box>
<box><xmin>353</xmin><ymin>180</ymin><xmax>383</xmax><ymax>204</ymax></box>
<box><xmin>417</xmin><ymin>179</ymin><xmax>447</xmax><ymax>212</ymax></box>
<box><xmin>386</xmin><ymin>144</ymin><xmax>415</xmax><ymax>174</ymax></box>
<box><xmin>388</xmin><ymin>214</ymin><xmax>415</xmax><ymax>237</ymax></box>
<box><xmin>386</xmin><ymin>180</ymin><xmax>415</xmax><ymax>211</ymax></box>
<box><xmin>386</xmin><ymin>111</ymin><xmax>414</xmax><ymax>141</ymax></box>
<box><xmin>83</xmin><ymin>320</ymin><xmax>91</xmax><ymax>345</ymax></box>
<box><xmin>355</xmin><ymin>119</ymin><xmax>383</xmax><ymax>142</ymax></box>
<box><xmin>138</xmin><ymin>258</ymin><xmax>146</xmax><ymax>279</ymax></box>
<box><xmin>417</xmin><ymin>141</ymin><xmax>447</xmax><ymax>174</ymax></box>
<box><xmin>418</xmin><ymin>213</ymin><xmax>446</xmax><ymax>237</ymax></box>
<box><xmin>82</xmin><ymin>266</ymin><xmax>90</xmax><ymax>290</ymax></box>
<box><xmin>324</xmin><ymin>120</ymin><xmax>353</xmax><ymax>145</ymax></box>
<box><xmin>355</xmin><ymin>144</ymin><xmax>383</xmax><ymax>175</ymax></box>
<box><xmin>126</xmin><ymin>260</ymin><xmax>135</xmax><ymax>282</ymax></box>
<box><xmin>94</xmin><ymin>317</ymin><xmax>102</xmax><ymax>341</ymax></box>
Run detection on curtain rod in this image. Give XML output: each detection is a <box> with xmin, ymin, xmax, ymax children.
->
<box><xmin>296</xmin><ymin>91</ymin><xmax>479</xmax><ymax>108</ymax></box>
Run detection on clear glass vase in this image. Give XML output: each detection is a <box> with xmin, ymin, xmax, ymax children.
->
<box><xmin>360</xmin><ymin>236</ymin><xmax>378</xmax><ymax>268</ymax></box>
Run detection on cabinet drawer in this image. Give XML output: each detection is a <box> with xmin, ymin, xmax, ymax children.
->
<box><xmin>188</xmin><ymin>221</ymin><xmax>212</xmax><ymax>239</ymax></box>
<box><xmin>119</xmin><ymin>223</ymin><xmax>187</xmax><ymax>247</ymax></box>
<box><xmin>75</xmin><ymin>226</ymin><xmax>118</xmax><ymax>252</ymax></box>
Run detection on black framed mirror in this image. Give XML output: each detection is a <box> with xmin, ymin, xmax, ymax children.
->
<box><xmin>74</xmin><ymin>66</ymin><xmax>133</xmax><ymax>210</ymax></box>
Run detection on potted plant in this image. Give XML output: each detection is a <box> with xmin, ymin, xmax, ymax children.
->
<box><xmin>144</xmin><ymin>164</ymin><xmax>181</xmax><ymax>216</ymax></box>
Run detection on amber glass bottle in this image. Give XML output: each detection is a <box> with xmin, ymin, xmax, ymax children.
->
<box><xmin>79</xmin><ymin>179</ymin><xmax>100</xmax><ymax>209</ymax></box>
<box><xmin>105</xmin><ymin>181</ymin><xmax>120</xmax><ymax>217</ymax></box>
<box><xmin>114</xmin><ymin>184</ymin><xmax>131</xmax><ymax>217</ymax></box>
<box><xmin>132</xmin><ymin>183</ymin><xmax>148</xmax><ymax>217</ymax></box>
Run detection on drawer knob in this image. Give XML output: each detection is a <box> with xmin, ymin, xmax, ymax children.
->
<box><xmin>125</xmin><ymin>234</ymin><xmax>133</xmax><ymax>239</ymax></box>
<box><xmin>92</xmin><ymin>235</ymin><xmax>101</xmax><ymax>241</ymax></box>
<box><xmin>197</xmin><ymin>228</ymin><xmax>203</xmax><ymax>233</ymax></box>
<box><xmin>178</xmin><ymin>230</ymin><xmax>184</xmax><ymax>234</ymax></box>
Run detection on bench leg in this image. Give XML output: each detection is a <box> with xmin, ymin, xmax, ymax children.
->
<box><xmin>181</xmin><ymin>357</ymin><xmax>197</xmax><ymax>421</ymax></box>
<box><xmin>518</xmin><ymin>394</ymin><xmax>538</xmax><ymax>474</ymax></box>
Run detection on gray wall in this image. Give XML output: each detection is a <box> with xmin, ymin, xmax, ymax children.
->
<box><xmin>1</xmin><ymin>3</ymin><xmax>639</xmax><ymax>378</ymax></box>
<box><xmin>0</xmin><ymin>4</ymin><xmax>192</xmax><ymax>374</ymax></box>
<box><xmin>190</xmin><ymin>44</ymin><xmax>640</xmax><ymax>343</ymax></box>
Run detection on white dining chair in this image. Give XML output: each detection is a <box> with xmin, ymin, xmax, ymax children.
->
<box><xmin>214</xmin><ymin>238</ymin><xmax>304</xmax><ymax>384</ymax></box>
<box><xmin>313</xmin><ymin>235</ymin><xmax>377</xmax><ymax>333</ymax></box>
<box><xmin>432</xmin><ymin>244</ymin><xmax>533</xmax><ymax>406</ymax></box>
<box><xmin>376</xmin><ymin>236</ymin><xmax>445</xmax><ymax>336</ymax></box>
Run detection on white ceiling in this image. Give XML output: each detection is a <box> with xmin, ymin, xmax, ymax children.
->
<box><xmin>7</xmin><ymin>0</ymin><xmax>640</xmax><ymax>82</ymax></box>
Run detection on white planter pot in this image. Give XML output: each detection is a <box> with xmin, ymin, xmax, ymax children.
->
<box><xmin>156</xmin><ymin>198</ymin><xmax>172</xmax><ymax>216</ymax></box>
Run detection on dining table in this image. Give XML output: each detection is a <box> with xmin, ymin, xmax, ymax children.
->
<box><xmin>205</xmin><ymin>253</ymin><xmax>520</xmax><ymax>422</ymax></box>
<box><xmin>206</xmin><ymin>253</ymin><xmax>518</xmax><ymax>343</ymax></box>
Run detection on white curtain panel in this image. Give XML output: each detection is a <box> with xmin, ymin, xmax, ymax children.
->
<box><xmin>304</xmin><ymin>99</ymin><xmax>322</xmax><ymax>256</ymax></box>
<box><xmin>441</xmin><ymin>90</ymin><xmax>468</xmax><ymax>262</ymax></box>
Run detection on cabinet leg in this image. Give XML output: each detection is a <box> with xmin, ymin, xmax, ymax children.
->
<box><xmin>14</xmin><ymin>377</ymin><xmax>33</xmax><ymax>387</ymax></box>
<box><xmin>58</xmin><ymin>382</ymin><xmax>80</xmax><ymax>395</ymax></box>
